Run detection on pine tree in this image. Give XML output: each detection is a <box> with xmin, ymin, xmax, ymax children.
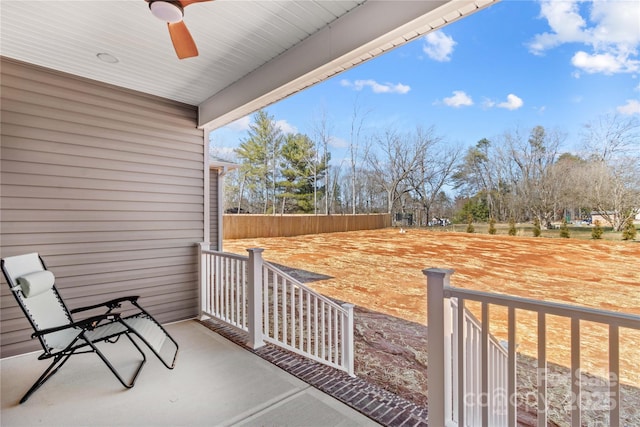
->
<box><xmin>466</xmin><ymin>214</ymin><xmax>475</xmax><ymax>233</ymax></box>
<box><xmin>622</xmin><ymin>217</ymin><xmax>637</xmax><ymax>241</ymax></box>
<box><xmin>235</xmin><ymin>110</ymin><xmax>283</xmax><ymax>214</ymax></box>
<box><xmin>533</xmin><ymin>217</ymin><xmax>541</xmax><ymax>237</ymax></box>
<box><xmin>591</xmin><ymin>220</ymin><xmax>603</xmax><ymax>240</ymax></box>
<box><xmin>559</xmin><ymin>218</ymin><xmax>570</xmax><ymax>238</ymax></box>
<box><xmin>488</xmin><ymin>217</ymin><xmax>497</xmax><ymax>235</ymax></box>
<box><xmin>278</xmin><ymin>133</ymin><xmax>327</xmax><ymax>213</ymax></box>
<box><xmin>508</xmin><ymin>218</ymin><xmax>517</xmax><ymax>236</ymax></box>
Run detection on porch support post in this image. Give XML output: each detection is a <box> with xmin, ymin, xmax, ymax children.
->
<box><xmin>198</xmin><ymin>242</ymin><xmax>211</xmax><ymax>321</ymax></box>
<box><xmin>424</xmin><ymin>267</ymin><xmax>454</xmax><ymax>427</ymax></box>
<box><xmin>341</xmin><ymin>303</ymin><xmax>355</xmax><ymax>377</ymax></box>
<box><xmin>247</xmin><ymin>248</ymin><xmax>265</xmax><ymax>349</ymax></box>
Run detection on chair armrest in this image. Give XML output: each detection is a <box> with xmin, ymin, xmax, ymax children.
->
<box><xmin>31</xmin><ymin>313</ymin><xmax>121</xmax><ymax>338</ymax></box>
<box><xmin>70</xmin><ymin>296</ymin><xmax>140</xmax><ymax>314</ymax></box>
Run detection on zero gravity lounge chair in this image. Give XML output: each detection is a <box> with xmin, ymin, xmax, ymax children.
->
<box><xmin>1</xmin><ymin>253</ymin><xmax>179</xmax><ymax>403</ymax></box>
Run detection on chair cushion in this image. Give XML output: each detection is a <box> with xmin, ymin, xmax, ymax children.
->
<box><xmin>17</xmin><ymin>270</ymin><xmax>56</xmax><ymax>298</ymax></box>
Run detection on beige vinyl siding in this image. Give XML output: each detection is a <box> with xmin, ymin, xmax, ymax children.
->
<box><xmin>0</xmin><ymin>58</ymin><xmax>205</xmax><ymax>358</ymax></box>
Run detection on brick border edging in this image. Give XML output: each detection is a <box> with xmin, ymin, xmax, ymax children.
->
<box><xmin>198</xmin><ymin>318</ymin><xmax>429</xmax><ymax>427</ymax></box>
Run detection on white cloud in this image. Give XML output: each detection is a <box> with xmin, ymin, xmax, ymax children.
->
<box><xmin>572</xmin><ymin>50</ymin><xmax>639</xmax><ymax>74</ymax></box>
<box><xmin>341</xmin><ymin>79</ymin><xmax>410</xmax><ymax>94</ymax></box>
<box><xmin>224</xmin><ymin>116</ymin><xmax>251</xmax><ymax>132</ymax></box>
<box><xmin>528</xmin><ymin>0</ymin><xmax>640</xmax><ymax>75</ymax></box>
<box><xmin>497</xmin><ymin>94</ymin><xmax>524</xmax><ymax>110</ymax></box>
<box><xmin>329</xmin><ymin>136</ymin><xmax>348</xmax><ymax>149</ymax></box>
<box><xmin>423</xmin><ymin>31</ymin><xmax>457</xmax><ymax>62</ymax></box>
<box><xmin>617</xmin><ymin>99</ymin><xmax>640</xmax><ymax>116</ymax></box>
<box><xmin>482</xmin><ymin>98</ymin><xmax>495</xmax><ymax>109</ymax></box>
<box><xmin>209</xmin><ymin>146</ymin><xmax>237</xmax><ymax>161</ymax></box>
<box><xmin>275</xmin><ymin>119</ymin><xmax>298</xmax><ymax>134</ymax></box>
<box><xmin>442</xmin><ymin>90</ymin><xmax>473</xmax><ymax>108</ymax></box>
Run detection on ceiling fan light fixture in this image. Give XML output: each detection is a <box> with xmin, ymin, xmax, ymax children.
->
<box><xmin>150</xmin><ymin>1</ymin><xmax>184</xmax><ymax>23</ymax></box>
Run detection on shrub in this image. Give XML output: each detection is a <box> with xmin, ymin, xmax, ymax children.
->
<box><xmin>622</xmin><ymin>217</ymin><xmax>637</xmax><ymax>241</ymax></box>
<box><xmin>488</xmin><ymin>217</ymin><xmax>497</xmax><ymax>235</ymax></box>
<box><xmin>533</xmin><ymin>217</ymin><xmax>541</xmax><ymax>237</ymax></box>
<box><xmin>466</xmin><ymin>214</ymin><xmax>475</xmax><ymax>233</ymax></box>
<box><xmin>508</xmin><ymin>218</ymin><xmax>516</xmax><ymax>236</ymax></box>
<box><xmin>591</xmin><ymin>220</ymin><xmax>603</xmax><ymax>240</ymax></box>
<box><xmin>559</xmin><ymin>219</ymin><xmax>570</xmax><ymax>238</ymax></box>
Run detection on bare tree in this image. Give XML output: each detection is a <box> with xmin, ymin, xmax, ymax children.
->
<box><xmin>581</xmin><ymin>113</ymin><xmax>640</xmax><ymax>162</ymax></box>
<box><xmin>312</xmin><ymin>106</ymin><xmax>334</xmax><ymax>214</ymax></box>
<box><xmin>348</xmin><ymin>98</ymin><xmax>371</xmax><ymax>214</ymax></box>
<box><xmin>407</xmin><ymin>127</ymin><xmax>461</xmax><ymax>223</ymax></box>
<box><xmin>503</xmin><ymin>125</ymin><xmax>565</xmax><ymax>226</ymax></box>
<box><xmin>580</xmin><ymin>114</ymin><xmax>640</xmax><ymax>230</ymax></box>
<box><xmin>581</xmin><ymin>157</ymin><xmax>640</xmax><ymax>230</ymax></box>
<box><xmin>365</xmin><ymin>127</ymin><xmax>421</xmax><ymax>215</ymax></box>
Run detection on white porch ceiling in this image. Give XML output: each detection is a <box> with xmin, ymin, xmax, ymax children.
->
<box><xmin>0</xmin><ymin>0</ymin><xmax>497</xmax><ymax>130</ymax></box>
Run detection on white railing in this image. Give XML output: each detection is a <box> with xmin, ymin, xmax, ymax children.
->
<box><xmin>199</xmin><ymin>244</ymin><xmax>354</xmax><ymax>376</ymax></box>
<box><xmin>425</xmin><ymin>268</ymin><xmax>640</xmax><ymax>427</ymax></box>
<box><xmin>450</xmin><ymin>298</ymin><xmax>509</xmax><ymax>427</ymax></box>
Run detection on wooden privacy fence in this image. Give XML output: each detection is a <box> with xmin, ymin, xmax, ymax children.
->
<box><xmin>223</xmin><ymin>214</ymin><xmax>391</xmax><ymax>239</ymax></box>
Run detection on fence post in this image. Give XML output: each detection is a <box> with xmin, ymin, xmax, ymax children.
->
<box><xmin>341</xmin><ymin>303</ymin><xmax>355</xmax><ymax>377</ymax></box>
<box><xmin>424</xmin><ymin>267</ymin><xmax>455</xmax><ymax>427</ymax></box>
<box><xmin>247</xmin><ymin>248</ymin><xmax>265</xmax><ymax>349</ymax></box>
<box><xmin>198</xmin><ymin>242</ymin><xmax>211</xmax><ymax>321</ymax></box>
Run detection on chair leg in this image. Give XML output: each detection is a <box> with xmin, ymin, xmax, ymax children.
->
<box><xmin>20</xmin><ymin>350</ymin><xmax>76</xmax><ymax>404</ymax></box>
<box><xmin>88</xmin><ymin>333</ymin><xmax>147</xmax><ymax>389</ymax></box>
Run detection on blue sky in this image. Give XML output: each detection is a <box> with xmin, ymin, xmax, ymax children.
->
<box><xmin>210</xmin><ymin>0</ymin><xmax>640</xmax><ymax>164</ymax></box>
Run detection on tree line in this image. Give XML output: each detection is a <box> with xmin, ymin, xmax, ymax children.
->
<box><xmin>217</xmin><ymin>110</ymin><xmax>639</xmax><ymax>232</ymax></box>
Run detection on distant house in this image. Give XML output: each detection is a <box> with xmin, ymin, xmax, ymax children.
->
<box><xmin>590</xmin><ymin>211</ymin><xmax>618</xmax><ymax>227</ymax></box>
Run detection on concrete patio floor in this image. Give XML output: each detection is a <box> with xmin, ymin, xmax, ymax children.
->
<box><xmin>0</xmin><ymin>320</ymin><xmax>379</xmax><ymax>426</ymax></box>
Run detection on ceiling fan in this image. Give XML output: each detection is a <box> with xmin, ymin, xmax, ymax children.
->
<box><xmin>147</xmin><ymin>0</ymin><xmax>212</xmax><ymax>59</ymax></box>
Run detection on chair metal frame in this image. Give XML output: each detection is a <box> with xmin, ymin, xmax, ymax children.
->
<box><xmin>1</xmin><ymin>253</ymin><xmax>179</xmax><ymax>404</ymax></box>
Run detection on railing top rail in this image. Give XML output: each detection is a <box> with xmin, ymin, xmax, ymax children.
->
<box><xmin>262</xmin><ymin>261</ymin><xmax>350</xmax><ymax>314</ymax></box>
<box><xmin>445</xmin><ymin>286</ymin><xmax>640</xmax><ymax>330</ymax></box>
<box><xmin>202</xmin><ymin>249</ymin><xmax>249</xmax><ymax>262</ymax></box>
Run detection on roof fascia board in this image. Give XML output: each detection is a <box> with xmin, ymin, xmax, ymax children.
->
<box><xmin>198</xmin><ymin>0</ymin><xmax>497</xmax><ymax>129</ymax></box>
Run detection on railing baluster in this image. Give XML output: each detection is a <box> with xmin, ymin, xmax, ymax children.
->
<box><xmin>214</xmin><ymin>254</ymin><xmax>220</xmax><ymax>317</ymax></box>
<box><xmin>306</xmin><ymin>292</ymin><xmax>313</xmax><ymax>353</ymax></box>
<box><xmin>223</xmin><ymin>257</ymin><xmax>229</xmax><ymax>321</ymax></box>
<box><xmin>230</xmin><ymin>258</ymin><xmax>236</xmax><ymax>324</ymax></box>
<box><xmin>322</xmin><ymin>301</ymin><xmax>331</xmax><ymax>360</ymax></box>
<box><xmin>290</xmin><ymin>281</ymin><xmax>295</xmax><ymax>347</ymax></box>
<box><xmin>242</xmin><ymin>259</ymin><xmax>247</xmax><ymax>328</ymax></box>
<box><xmin>457</xmin><ymin>298</ymin><xmax>465</xmax><ymax>426</ymax></box>
<box><xmin>314</xmin><ymin>297</ymin><xmax>319</xmax><ymax>357</ymax></box>
<box><xmin>571</xmin><ymin>318</ymin><xmax>581</xmax><ymax>427</ymax></box>
<box><xmin>508</xmin><ymin>306</ymin><xmax>516</xmax><ymax>427</ymax></box>
<box><xmin>299</xmin><ymin>285</ymin><xmax>304</xmax><ymax>350</ymax></box>
<box><xmin>282</xmin><ymin>278</ymin><xmax>287</xmax><ymax>345</ymax></box>
<box><xmin>273</xmin><ymin>271</ymin><xmax>279</xmax><ymax>341</ymax></box>
<box><xmin>327</xmin><ymin>305</ymin><xmax>332</xmax><ymax>362</ymax></box>
<box><xmin>263</xmin><ymin>266</ymin><xmax>268</xmax><ymax>335</ymax></box>
<box><xmin>333</xmin><ymin>308</ymin><xmax>342</xmax><ymax>363</ymax></box>
<box><xmin>537</xmin><ymin>312</ymin><xmax>547</xmax><ymax>427</ymax></box>
<box><xmin>609</xmin><ymin>324</ymin><xmax>620</xmax><ymax>427</ymax></box>
<box><xmin>482</xmin><ymin>302</ymin><xmax>489</xmax><ymax>427</ymax></box>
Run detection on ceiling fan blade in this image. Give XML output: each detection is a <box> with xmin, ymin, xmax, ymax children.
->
<box><xmin>179</xmin><ymin>0</ymin><xmax>212</xmax><ymax>8</ymax></box>
<box><xmin>168</xmin><ymin>21</ymin><xmax>198</xmax><ymax>59</ymax></box>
